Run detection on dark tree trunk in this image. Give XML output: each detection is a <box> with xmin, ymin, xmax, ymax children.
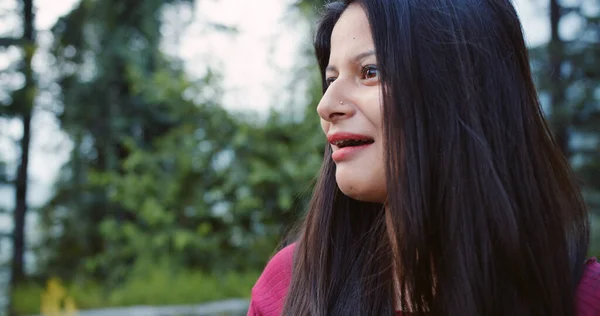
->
<box><xmin>548</xmin><ymin>0</ymin><xmax>570</xmax><ymax>157</ymax></box>
<box><xmin>10</xmin><ymin>114</ymin><xmax>30</xmax><ymax>286</ymax></box>
<box><xmin>9</xmin><ymin>0</ymin><xmax>35</xmax><ymax>314</ymax></box>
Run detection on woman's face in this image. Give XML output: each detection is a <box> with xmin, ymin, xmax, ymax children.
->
<box><xmin>317</xmin><ymin>3</ymin><xmax>386</xmax><ymax>203</ymax></box>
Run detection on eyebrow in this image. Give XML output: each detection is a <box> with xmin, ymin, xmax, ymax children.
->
<box><xmin>326</xmin><ymin>50</ymin><xmax>376</xmax><ymax>73</ymax></box>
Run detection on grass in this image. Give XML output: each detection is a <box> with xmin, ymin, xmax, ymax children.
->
<box><xmin>12</xmin><ymin>261</ymin><xmax>260</xmax><ymax>315</ymax></box>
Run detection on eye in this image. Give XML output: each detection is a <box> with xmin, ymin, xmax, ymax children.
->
<box><xmin>325</xmin><ymin>77</ymin><xmax>337</xmax><ymax>87</ymax></box>
<box><xmin>361</xmin><ymin>65</ymin><xmax>379</xmax><ymax>81</ymax></box>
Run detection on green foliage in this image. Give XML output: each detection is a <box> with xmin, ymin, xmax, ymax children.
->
<box><xmin>590</xmin><ymin>214</ymin><xmax>600</xmax><ymax>257</ymax></box>
<box><xmin>12</xmin><ymin>282</ymin><xmax>44</xmax><ymax>314</ymax></box>
<box><xmin>294</xmin><ymin>0</ymin><xmax>327</xmax><ymax>18</ymax></box>
<box><xmin>35</xmin><ymin>0</ymin><xmax>324</xmax><ymax>295</ymax></box>
<box><xmin>85</xmin><ymin>97</ymin><xmax>324</xmax><ymax>278</ymax></box>
<box><xmin>105</xmin><ymin>257</ymin><xmax>257</xmax><ymax>307</ymax></box>
<box><xmin>12</xmin><ymin>260</ymin><xmax>259</xmax><ymax>314</ymax></box>
<box><xmin>37</xmin><ymin>0</ymin><xmax>212</xmax><ymax>281</ymax></box>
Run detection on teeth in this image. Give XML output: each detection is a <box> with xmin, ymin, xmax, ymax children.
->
<box><xmin>334</xmin><ymin>139</ymin><xmax>374</xmax><ymax>148</ymax></box>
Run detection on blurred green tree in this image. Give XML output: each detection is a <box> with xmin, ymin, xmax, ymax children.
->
<box><xmin>529</xmin><ymin>0</ymin><xmax>600</xmax><ymax>253</ymax></box>
<box><xmin>36</xmin><ymin>0</ymin><xmax>326</xmax><ymax>292</ymax></box>
<box><xmin>37</xmin><ymin>0</ymin><xmax>198</xmax><ymax>282</ymax></box>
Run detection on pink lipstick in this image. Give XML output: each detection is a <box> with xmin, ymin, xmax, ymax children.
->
<box><xmin>327</xmin><ymin>132</ymin><xmax>374</xmax><ymax>162</ymax></box>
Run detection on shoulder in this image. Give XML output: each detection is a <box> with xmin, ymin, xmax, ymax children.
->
<box><xmin>248</xmin><ymin>243</ymin><xmax>296</xmax><ymax>316</ymax></box>
<box><xmin>576</xmin><ymin>257</ymin><xmax>600</xmax><ymax>315</ymax></box>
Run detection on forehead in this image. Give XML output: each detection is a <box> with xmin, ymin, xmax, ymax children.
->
<box><xmin>330</xmin><ymin>4</ymin><xmax>373</xmax><ymax>58</ymax></box>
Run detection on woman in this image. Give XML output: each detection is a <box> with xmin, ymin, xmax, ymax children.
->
<box><xmin>248</xmin><ymin>0</ymin><xmax>600</xmax><ymax>315</ymax></box>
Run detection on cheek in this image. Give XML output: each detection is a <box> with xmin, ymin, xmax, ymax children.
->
<box><xmin>320</xmin><ymin>119</ymin><xmax>328</xmax><ymax>134</ymax></box>
<box><xmin>364</xmin><ymin>94</ymin><xmax>383</xmax><ymax>129</ymax></box>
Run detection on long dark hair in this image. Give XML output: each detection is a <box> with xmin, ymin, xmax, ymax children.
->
<box><xmin>283</xmin><ymin>0</ymin><xmax>590</xmax><ymax>315</ymax></box>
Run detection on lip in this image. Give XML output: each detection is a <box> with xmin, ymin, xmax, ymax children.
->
<box><xmin>327</xmin><ymin>132</ymin><xmax>374</xmax><ymax>144</ymax></box>
<box><xmin>327</xmin><ymin>132</ymin><xmax>374</xmax><ymax>162</ymax></box>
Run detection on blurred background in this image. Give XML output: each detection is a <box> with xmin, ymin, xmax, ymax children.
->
<box><xmin>0</xmin><ymin>0</ymin><xmax>597</xmax><ymax>315</ymax></box>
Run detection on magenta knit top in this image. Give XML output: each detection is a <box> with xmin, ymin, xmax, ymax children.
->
<box><xmin>248</xmin><ymin>243</ymin><xmax>600</xmax><ymax>316</ymax></box>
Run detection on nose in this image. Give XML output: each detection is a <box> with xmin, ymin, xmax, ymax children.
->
<box><xmin>316</xmin><ymin>82</ymin><xmax>355</xmax><ymax>123</ymax></box>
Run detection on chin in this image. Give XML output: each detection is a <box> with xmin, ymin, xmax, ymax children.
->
<box><xmin>336</xmin><ymin>179</ymin><xmax>386</xmax><ymax>203</ymax></box>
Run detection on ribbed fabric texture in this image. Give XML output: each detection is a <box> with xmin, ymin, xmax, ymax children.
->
<box><xmin>577</xmin><ymin>257</ymin><xmax>600</xmax><ymax>316</ymax></box>
<box><xmin>248</xmin><ymin>243</ymin><xmax>295</xmax><ymax>316</ymax></box>
<box><xmin>248</xmin><ymin>243</ymin><xmax>600</xmax><ymax>316</ymax></box>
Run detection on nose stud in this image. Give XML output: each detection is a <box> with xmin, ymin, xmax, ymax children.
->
<box><xmin>340</xmin><ymin>101</ymin><xmax>344</xmax><ymax>105</ymax></box>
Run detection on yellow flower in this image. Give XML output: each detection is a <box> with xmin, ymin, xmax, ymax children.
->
<box><xmin>40</xmin><ymin>278</ymin><xmax>79</xmax><ymax>316</ymax></box>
